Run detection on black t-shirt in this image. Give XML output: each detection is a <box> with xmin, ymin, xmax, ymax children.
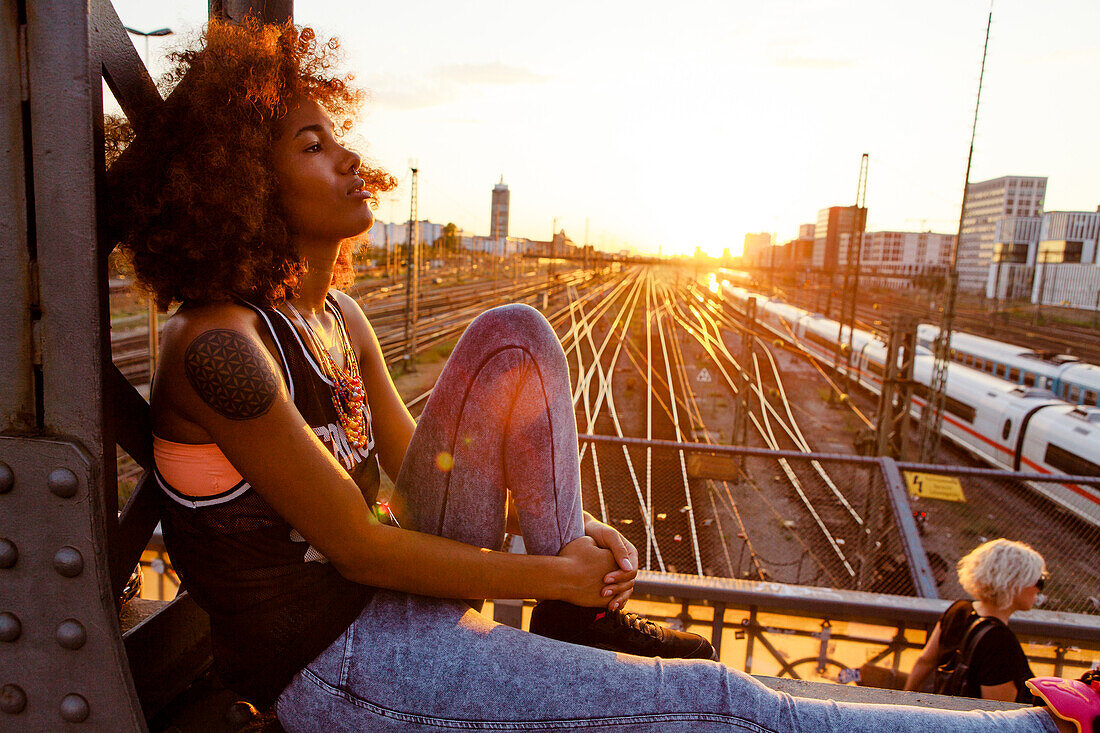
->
<box><xmin>937</xmin><ymin>599</ymin><xmax>1035</xmax><ymax>703</ymax></box>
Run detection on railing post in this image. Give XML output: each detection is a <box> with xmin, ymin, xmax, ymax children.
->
<box><xmin>879</xmin><ymin>457</ymin><xmax>939</xmax><ymax>598</ymax></box>
<box><xmin>711</xmin><ymin>602</ymin><xmax>726</xmax><ymax>658</ymax></box>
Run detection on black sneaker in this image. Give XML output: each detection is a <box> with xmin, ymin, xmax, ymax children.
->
<box><xmin>528</xmin><ymin>600</ymin><xmax>717</xmax><ymax>660</ymax></box>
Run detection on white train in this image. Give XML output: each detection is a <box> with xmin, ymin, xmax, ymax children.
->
<box><xmin>720</xmin><ymin>282</ymin><xmax>1100</xmax><ymax>529</ymax></box>
<box><xmin>916</xmin><ymin>325</ymin><xmax>1100</xmax><ymax>408</ymax></box>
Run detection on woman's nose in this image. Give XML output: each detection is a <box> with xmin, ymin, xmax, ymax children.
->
<box><xmin>343</xmin><ymin>147</ymin><xmax>362</xmax><ymax>174</ymax></box>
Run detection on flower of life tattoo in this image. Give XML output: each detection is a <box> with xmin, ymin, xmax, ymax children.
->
<box><xmin>184</xmin><ymin>330</ymin><xmax>278</xmax><ymax>420</ymax></box>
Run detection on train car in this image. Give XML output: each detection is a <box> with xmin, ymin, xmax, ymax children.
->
<box><xmin>719</xmin><ymin>284</ymin><xmax>1100</xmax><ymax>528</ymax></box>
<box><xmin>917</xmin><ymin>324</ymin><xmax>1100</xmax><ymax>407</ymax></box>
<box><xmin>1018</xmin><ymin>405</ymin><xmax>1100</xmax><ymax>521</ymax></box>
<box><xmin>1055</xmin><ymin>362</ymin><xmax>1100</xmax><ymax>407</ymax></box>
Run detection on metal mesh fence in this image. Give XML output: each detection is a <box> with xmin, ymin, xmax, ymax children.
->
<box><xmin>895</xmin><ymin>464</ymin><xmax>1100</xmax><ymax>616</ymax></box>
<box><xmin>582</xmin><ymin>441</ymin><xmax>917</xmax><ymax>596</ymax></box>
<box><xmin>581</xmin><ymin>437</ymin><xmax>1100</xmax><ymax>615</ymax></box>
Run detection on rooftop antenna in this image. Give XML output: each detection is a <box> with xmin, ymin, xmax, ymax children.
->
<box><xmin>917</xmin><ymin>7</ymin><xmax>993</xmax><ymax>462</ymax></box>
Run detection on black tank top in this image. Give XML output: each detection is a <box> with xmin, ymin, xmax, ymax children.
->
<box><xmin>157</xmin><ymin>294</ymin><xmax>380</xmax><ymax>707</ymax></box>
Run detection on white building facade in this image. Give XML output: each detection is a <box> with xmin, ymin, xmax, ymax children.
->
<box><xmin>957</xmin><ymin>176</ymin><xmax>1047</xmax><ymax>292</ymax></box>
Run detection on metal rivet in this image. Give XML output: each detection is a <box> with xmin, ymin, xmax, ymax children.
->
<box><xmin>225</xmin><ymin>701</ymin><xmax>258</xmax><ymax>726</ymax></box>
<box><xmin>48</xmin><ymin>468</ymin><xmax>78</xmax><ymax>498</ymax></box>
<box><xmin>59</xmin><ymin>693</ymin><xmax>89</xmax><ymax>722</ymax></box>
<box><xmin>56</xmin><ymin>619</ymin><xmax>86</xmax><ymax>650</ymax></box>
<box><xmin>0</xmin><ymin>463</ymin><xmax>12</xmax><ymax>493</ymax></box>
<box><xmin>53</xmin><ymin>546</ymin><xmax>84</xmax><ymax>577</ymax></box>
<box><xmin>0</xmin><ymin>613</ymin><xmax>21</xmax><ymax>642</ymax></box>
<box><xmin>0</xmin><ymin>684</ymin><xmax>26</xmax><ymax>714</ymax></box>
<box><xmin>0</xmin><ymin>539</ymin><xmax>16</xmax><ymax>569</ymax></box>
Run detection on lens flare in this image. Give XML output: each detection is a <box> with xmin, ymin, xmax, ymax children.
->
<box><xmin>436</xmin><ymin>451</ymin><xmax>454</xmax><ymax>472</ymax></box>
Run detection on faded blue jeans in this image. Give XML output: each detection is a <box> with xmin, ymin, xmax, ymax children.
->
<box><xmin>277</xmin><ymin>304</ymin><xmax>1054</xmax><ymax>733</ymax></box>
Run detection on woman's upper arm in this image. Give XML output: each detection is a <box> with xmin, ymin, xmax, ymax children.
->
<box><xmin>160</xmin><ymin>308</ymin><xmax>377</xmax><ymax>575</ymax></box>
<box><xmin>332</xmin><ymin>290</ymin><xmax>415</xmax><ymax>479</ymax></box>
<box><xmin>917</xmin><ymin>622</ymin><xmax>943</xmax><ymax>662</ymax></box>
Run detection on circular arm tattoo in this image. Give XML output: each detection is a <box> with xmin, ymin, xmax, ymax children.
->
<box><xmin>184</xmin><ymin>330</ymin><xmax>279</xmax><ymax>420</ymax></box>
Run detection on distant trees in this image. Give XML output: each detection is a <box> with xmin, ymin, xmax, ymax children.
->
<box><xmin>442</xmin><ymin>222</ymin><xmax>458</xmax><ymax>253</ymax></box>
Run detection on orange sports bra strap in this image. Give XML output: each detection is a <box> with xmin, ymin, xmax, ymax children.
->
<box><xmin>152</xmin><ymin>436</ymin><xmax>245</xmax><ymax>499</ymax></box>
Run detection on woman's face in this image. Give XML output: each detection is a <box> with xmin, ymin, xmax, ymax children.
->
<box><xmin>1012</xmin><ymin>574</ymin><xmax>1043</xmax><ymax>612</ymax></box>
<box><xmin>271</xmin><ymin>98</ymin><xmax>374</xmax><ymax>244</ymax></box>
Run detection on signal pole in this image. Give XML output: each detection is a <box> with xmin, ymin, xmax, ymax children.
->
<box><xmin>403</xmin><ymin>167</ymin><xmax>420</xmax><ymax>371</ymax></box>
<box><xmin>918</xmin><ymin>9</ymin><xmax>992</xmax><ymax>463</ymax></box>
<box><xmin>836</xmin><ymin>154</ymin><xmax>869</xmax><ymax>395</ymax></box>
<box><xmin>731</xmin><ymin>297</ymin><xmax>756</xmax><ymax>460</ymax></box>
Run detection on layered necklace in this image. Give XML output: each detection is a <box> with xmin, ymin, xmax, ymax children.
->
<box><xmin>286</xmin><ymin>300</ymin><xmax>370</xmax><ymax>451</ymax></box>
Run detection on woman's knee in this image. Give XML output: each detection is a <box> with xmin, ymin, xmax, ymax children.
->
<box><xmin>466</xmin><ymin>303</ymin><xmax>558</xmax><ymax>350</ymax></box>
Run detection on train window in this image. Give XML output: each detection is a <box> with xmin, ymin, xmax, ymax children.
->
<box><xmin>1044</xmin><ymin>443</ymin><xmax>1100</xmax><ymax>477</ymax></box>
<box><xmin>1086</xmin><ymin>390</ymin><xmax>1098</xmax><ymax>407</ymax></box>
<box><xmin>1023</xmin><ymin>372</ymin><xmax>1036</xmax><ymax>387</ymax></box>
<box><xmin>945</xmin><ymin>396</ymin><xmax>976</xmax><ymax>423</ymax></box>
<box><xmin>1001</xmin><ymin>419</ymin><xmax>1011</xmax><ymax>440</ymax></box>
<box><xmin>975</xmin><ymin>358</ymin><xmax>984</xmax><ymax>370</ymax></box>
<box><xmin>1009</xmin><ymin>367</ymin><xmax>1020</xmax><ymax>382</ymax></box>
<box><xmin>1069</xmin><ymin>385</ymin><xmax>1081</xmax><ymax>403</ymax></box>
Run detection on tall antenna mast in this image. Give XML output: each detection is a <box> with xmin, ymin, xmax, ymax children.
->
<box><xmin>918</xmin><ymin>9</ymin><xmax>993</xmax><ymax>462</ymax></box>
<box><xmin>404</xmin><ymin>166</ymin><xmax>420</xmax><ymax>371</ymax></box>
<box><xmin>836</xmin><ymin>153</ymin><xmax>869</xmax><ymax>396</ymax></box>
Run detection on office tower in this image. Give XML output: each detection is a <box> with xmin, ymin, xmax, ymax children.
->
<box><xmin>490</xmin><ymin>178</ymin><xmax>510</xmax><ymax>240</ymax></box>
<box><xmin>957</xmin><ymin>176</ymin><xmax>1046</xmax><ymax>291</ymax></box>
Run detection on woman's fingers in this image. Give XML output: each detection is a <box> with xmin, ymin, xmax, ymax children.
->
<box><xmin>608</xmin><ymin>589</ymin><xmax>633</xmax><ymax>611</ymax></box>
<box><xmin>602</xmin><ymin>568</ymin><xmax>638</xmax><ymax>584</ymax></box>
<box><xmin>585</xmin><ymin>521</ymin><xmax>637</xmax><ymax>574</ymax></box>
<box><xmin>601</xmin><ymin>579</ymin><xmax>634</xmax><ymax>607</ymax></box>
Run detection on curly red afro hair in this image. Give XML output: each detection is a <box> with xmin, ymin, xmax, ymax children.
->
<box><xmin>108</xmin><ymin>18</ymin><xmax>396</xmax><ymax>309</ymax></box>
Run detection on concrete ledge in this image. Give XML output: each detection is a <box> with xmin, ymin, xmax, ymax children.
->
<box><xmin>757</xmin><ymin>677</ymin><xmax>1025</xmax><ymax>712</ymax></box>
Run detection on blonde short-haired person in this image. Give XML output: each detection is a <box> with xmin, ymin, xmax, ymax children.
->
<box><xmin>906</xmin><ymin>539</ymin><xmax>1045</xmax><ymax>702</ymax></box>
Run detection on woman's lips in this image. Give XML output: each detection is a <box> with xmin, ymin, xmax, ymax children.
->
<box><xmin>347</xmin><ymin>177</ymin><xmax>370</xmax><ymax>198</ymax></box>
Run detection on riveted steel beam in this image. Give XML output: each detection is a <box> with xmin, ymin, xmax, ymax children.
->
<box><xmin>0</xmin><ymin>0</ymin><xmax>34</xmax><ymax>432</ymax></box>
<box><xmin>0</xmin><ymin>437</ymin><xmax>145</xmax><ymax>730</ymax></box>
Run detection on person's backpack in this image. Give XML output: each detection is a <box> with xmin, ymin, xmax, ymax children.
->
<box><xmin>933</xmin><ymin>615</ymin><xmax>998</xmax><ymax>696</ymax></box>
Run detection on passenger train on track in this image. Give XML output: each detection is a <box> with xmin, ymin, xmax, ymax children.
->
<box><xmin>717</xmin><ymin>277</ymin><xmax>1100</xmax><ymax>529</ymax></box>
<box><xmin>915</xmin><ymin>325</ymin><xmax>1100</xmax><ymax>408</ymax></box>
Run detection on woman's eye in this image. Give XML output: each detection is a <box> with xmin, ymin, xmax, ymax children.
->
<box><xmin>305</xmin><ymin>142</ymin><xmax>322</xmax><ymax>152</ymax></box>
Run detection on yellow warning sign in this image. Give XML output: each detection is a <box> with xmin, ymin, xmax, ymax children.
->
<box><xmin>904</xmin><ymin>471</ymin><xmax>966</xmax><ymax>502</ymax></box>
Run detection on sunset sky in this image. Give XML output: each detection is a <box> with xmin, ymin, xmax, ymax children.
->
<box><xmin>108</xmin><ymin>1</ymin><xmax>1100</xmax><ymax>256</ymax></box>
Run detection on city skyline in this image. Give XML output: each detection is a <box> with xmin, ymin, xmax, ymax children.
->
<box><xmin>107</xmin><ymin>0</ymin><xmax>1100</xmax><ymax>256</ymax></box>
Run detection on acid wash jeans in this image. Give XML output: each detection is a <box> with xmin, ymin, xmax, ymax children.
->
<box><xmin>277</xmin><ymin>304</ymin><xmax>1054</xmax><ymax>733</ymax></box>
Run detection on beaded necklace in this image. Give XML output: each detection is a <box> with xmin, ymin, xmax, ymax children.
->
<box><xmin>286</xmin><ymin>300</ymin><xmax>370</xmax><ymax>451</ymax></box>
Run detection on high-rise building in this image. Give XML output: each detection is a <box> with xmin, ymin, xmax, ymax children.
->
<box><xmin>957</xmin><ymin>176</ymin><xmax>1046</xmax><ymax>291</ymax></box>
<box><xmin>490</xmin><ymin>178</ymin><xmax>510</xmax><ymax>240</ymax></box>
<box><xmin>742</xmin><ymin>232</ymin><xmax>771</xmax><ymax>263</ymax></box>
<box><xmin>813</xmin><ymin>206</ymin><xmax>866</xmax><ymax>271</ymax></box>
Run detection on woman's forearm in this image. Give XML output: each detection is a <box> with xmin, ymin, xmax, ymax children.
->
<box><xmin>336</xmin><ymin>522</ymin><xmax>607</xmax><ymax>606</ymax></box>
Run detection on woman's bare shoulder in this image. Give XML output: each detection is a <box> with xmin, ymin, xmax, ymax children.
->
<box><xmin>162</xmin><ymin>300</ymin><xmax>262</xmax><ymax>337</ymax></box>
<box><xmin>329</xmin><ymin>289</ymin><xmax>377</xmax><ymax>341</ymax></box>
<box><xmin>153</xmin><ymin>302</ymin><xmax>273</xmax><ymax>433</ymax></box>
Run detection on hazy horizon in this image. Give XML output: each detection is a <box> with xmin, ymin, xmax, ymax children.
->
<box><xmin>107</xmin><ymin>0</ymin><xmax>1100</xmax><ymax>256</ymax></box>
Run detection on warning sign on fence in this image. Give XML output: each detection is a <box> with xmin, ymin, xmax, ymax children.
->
<box><xmin>904</xmin><ymin>471</ymin><xmax>966</xmax><ymax>502</ymax></box>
